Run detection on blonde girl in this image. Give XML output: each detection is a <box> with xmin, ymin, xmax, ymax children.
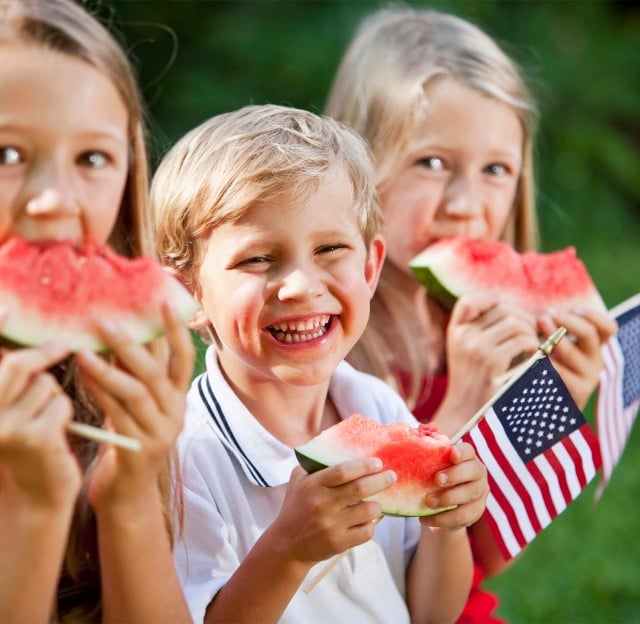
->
<box><xmin>0</xmin><ymin>0</ymin><xmax>193</xmax><ymax>621</ymax></box>
<box><xmin>326</xmin><ymin>7</ymin><xmax>616</xmax><ymax>623</ymax></box>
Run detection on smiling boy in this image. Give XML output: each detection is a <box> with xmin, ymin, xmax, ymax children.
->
<box><xmin>151</xmin><ymin>104</ymin><xmax>489</xmax><ymax>624</ymax></box>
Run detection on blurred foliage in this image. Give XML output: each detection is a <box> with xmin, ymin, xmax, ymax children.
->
<box><xmin>98</xmin><ymin>0</ymin><xmax>639</xmax><ymax>621</ymax></box>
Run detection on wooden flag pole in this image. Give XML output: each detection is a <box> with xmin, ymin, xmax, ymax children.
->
<box><xmin>450</xmin><ymin>327</ymin><xmax>567</xmax><ymax>444</ymax></box>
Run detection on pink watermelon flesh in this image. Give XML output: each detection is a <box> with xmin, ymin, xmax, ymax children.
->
<box><xmin>0</xmin><ymin>237</ymin><xmax>199</xmax><ymax>352</ymax></box>
<box><xmin>409</xmin><ymin>236</ymin><xmax>606</xmax><ymax>315</ymax></box>
<box><xmin>295</xmin><ymin>413</ymin><xmax>455</xmax><ymax>517</ymax></box>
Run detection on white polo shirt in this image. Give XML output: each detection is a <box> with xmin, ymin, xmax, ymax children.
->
<box><xmin>174</xmin><ymin>346</ymin><xmax>423</xmax><ymax>623</ymax></box>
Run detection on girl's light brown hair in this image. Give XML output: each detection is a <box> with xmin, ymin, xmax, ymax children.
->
<box><xmin>0</xmin><ymin>1</ymin><xmax>163</xmax><ymax>620</ymax></box>
<box><xmin>325</xmin><ymin>7</ymin><xmax>539</xmax><ymax>406</ymax></box>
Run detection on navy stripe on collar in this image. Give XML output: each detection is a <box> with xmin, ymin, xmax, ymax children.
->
<box><xmin>196</xmin><ymin>374</ymin><xmax>270</xmax><ymax>487</ymax></box>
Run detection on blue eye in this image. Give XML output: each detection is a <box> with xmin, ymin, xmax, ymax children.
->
<box><xmin>80</xmin><ymin>151</ymin><xmax>109</xmax><ymax>168</ymax></box>
<box><xmin>0</xmin><ymin>146</ymin><xmax>21</xmax><ymax>165</ymax></box>
<box><xmin>484</xmin><ymin>163</ymin><xmax>508</xmax><ymax>176</ymax></box>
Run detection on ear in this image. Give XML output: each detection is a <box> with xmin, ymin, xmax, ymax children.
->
<box><xmin>363</xmin><ymin>233</ymin><xmax>386</xmax><ymax>297</ymax></box>
<box><xmin>162</xmin><ymin>265</ymin><xmax>205</xmax><ymax>329</ymax></box>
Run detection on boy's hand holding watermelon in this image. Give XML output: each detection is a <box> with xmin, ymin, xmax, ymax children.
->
<box><xmin>295</xmin><ymin>414</ymin><xmax>488</xmax><ymax>528</ymax></box>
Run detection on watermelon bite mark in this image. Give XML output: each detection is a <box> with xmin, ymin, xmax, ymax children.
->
<box><xmin>0</xmin><ymin>237</ymin><xmax>199</xmax><ymax>352</ymax></box>
<box><xmin>409</xmin><ymin>236</ymin><xmax>606</xmax><ymax>315</ymax></box>
<box><xmin>295</xmin><ymin>414</ymin><xmax>455</xmax><ymax>517</ymax></box>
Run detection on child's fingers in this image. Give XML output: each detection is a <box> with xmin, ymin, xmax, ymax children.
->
<box><xmin>0</xmin><ymin>343</ymin><xmax>69</xmax><ymax>406</ymax></box>
<box><xmin>77</xmin><ymin>350</ymin><xmax>158</xmax><ymax>436</ymax></box>
<box><xmin>450</xmin><ymin>293</ymin><xmax>500</xmax><ymax>325</ymax></box>
<box><xmin>315</xmin><ymin>457</ymin><xmax>385</xmax><ymax>487</ymax></box>
<box><xmin>308</xmin><ymin>458</ymin><xmax>397</xmax><ymax>507</ymax></box>
<box><xmin>162</xmin><ymin>302</ymin><xmax>196</xmax><ymax>392</ymax></box>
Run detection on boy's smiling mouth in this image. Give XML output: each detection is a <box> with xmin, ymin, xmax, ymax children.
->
<box><xmin>267</xmin><ymin>314</ymin><xmax>332</xmax><ymax>344</ymax></box>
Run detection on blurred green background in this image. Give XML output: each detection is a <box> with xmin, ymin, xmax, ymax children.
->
<box><xmin>105</xmin><ymin>1</ymin><xmax>639</xmax><ymax>621</ymax></box>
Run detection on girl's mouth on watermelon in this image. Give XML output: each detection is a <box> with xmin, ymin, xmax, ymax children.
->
<box><xmin>267</xmin><ymin>314</ymin><xmax>332</xmax><ymax>344</ymax></box>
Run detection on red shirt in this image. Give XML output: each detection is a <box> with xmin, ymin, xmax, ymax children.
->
<box><xmin>398</xmin><ymin>370</ymin><xmax>505</xmax><ymax>624</ymax></box>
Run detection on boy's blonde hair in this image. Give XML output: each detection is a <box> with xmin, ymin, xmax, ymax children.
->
<box><xmin>325</xmin><ymin>7</ymin><xmax>539</xmax><ymax>251</ymax></box>
<box><xmin>325</xmin><ymin>8</ymin><xmax>540</xmax><ymax>407</ymax></box>
<box><xmin>152</xmin><ymin>104</ymin><xmax>380</xmax><ymax>291</ymax></box>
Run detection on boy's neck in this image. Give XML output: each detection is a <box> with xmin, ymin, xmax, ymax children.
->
<box><xmin>216</xmin><ymin>355</ymin><xmax>340</xmax><ymax>447</ymax></box>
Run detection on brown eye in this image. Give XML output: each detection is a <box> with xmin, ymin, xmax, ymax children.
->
<box><xmin>415</xmin><ymin>156</ymin><xmax>444</xmax><ymax>171</ymax></box>
<box><xmin>0</xmin><ymin>146</ymin><xmax>21</xmax><ymax>165</ymax></box>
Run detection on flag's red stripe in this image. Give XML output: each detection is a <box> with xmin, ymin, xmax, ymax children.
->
<box><xmin>543</xmin><ymin>447</ymin><xmax>572</xmax><ymax>505</ymax></box>
<box><xmin>598</xmin><ymin>339</ymin><xmax>624</xmax><ymax>482</ymax></box>
<box><xmin>562</xmin><ymin>433</ymin><xmax>587</xmax><ymax>488</ymax></box>
<box><xmin>464</xmin><ymin>430</ymin><xmax>518</xmax><ymax>560</ymax></box>
<box><xmin>477</xmin><ymin>418</ymin><xmax>532</xmax><ymax>549</ymax></box>
<box><xmin>483</xmin><ymin>417</ymin><xmax>544</xmax><ymax>535</ymax></box>
<box><xmin>481</xmin><ymin>500</ymin><xmax>512</xmax><ymax>561</ymax></box>
<box><xmin>524</xmin><ymin>457</ymin><xmax>557</xmax><ymax>521</ymax></box>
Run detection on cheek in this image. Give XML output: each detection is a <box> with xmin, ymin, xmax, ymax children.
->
<box><xmin>93</xmin><ymin>182</ymin><xmax>128</xmax><ymax>244</ymax></box>
<box><xmin>486</xmin><ymin>194</ymin><xmax>516</xmax><ymax>238</ymax></box>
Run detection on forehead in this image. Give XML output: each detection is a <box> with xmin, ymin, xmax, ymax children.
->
<box><xmin>414</xmin><ymin>78</ymin><xmax>523</xmax><ymax>152</ymax></box>
<box><xmin>0</xmin><ymin>43</ymin><xmax>128</xmax><ymax>138</ymax></box>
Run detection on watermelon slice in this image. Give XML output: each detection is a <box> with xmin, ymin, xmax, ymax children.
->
<box><xmin>295</xmin><ymin>413</ymin><xmax>455</xmax><ymax>517</ymax></box>
<box><xmin>409</xmin><ymin>236</ymin><xmax>606</xmax><ymax>314</ymax></box>
<box><xmin>0</xmin><ymin>237</ymin><xmax>199</xmax><ymax>352</ymax></box>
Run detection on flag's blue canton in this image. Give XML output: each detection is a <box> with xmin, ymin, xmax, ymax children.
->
<box><xmin>495</xmin><ymin>359</ymin><xmax>584</xmax><ymax>462</ymax></box>
<box><xmin>618</xmin><ymin>304</ymin><xmax>640</xmax><ymax>407</ymax></box>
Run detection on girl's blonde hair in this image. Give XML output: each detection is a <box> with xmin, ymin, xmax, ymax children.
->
<box><xmin>152</xmin><ymin>103</ymin><xmax>380</xmax><ymax>294</ymax></box>
<box><xmin>0</xmin><ymin>1</ymin><xmax>167</xmax><ymax>620</ymax></box>
<box><xmin>325</xmin><ymin>8</ymin><xmax>539</xmax><ymax>406</ymax></box>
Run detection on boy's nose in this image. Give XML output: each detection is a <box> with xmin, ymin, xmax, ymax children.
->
<box><xmin>277</xmin><ymin>267</ymin><xmax>324</xmax><ymax>300</ymax></box>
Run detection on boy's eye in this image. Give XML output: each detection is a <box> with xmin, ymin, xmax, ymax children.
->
<box><xmin>415</xmin><ymin>156</ymin><xmax>444</xmax><ymax>171</ymax></box>
<box><xmin>317</xmin><ymin>244</ymin><xmax>346</xmax><ymax>254</ymax></box>
<box><xmin>238</xmin><ymin>255</ymin><xmax>270</xmax><ymax>266</ymax></box>
<box><xmin>0</xmin><ymin>146</ymin><xmax>22</xmax><ymax>166</ymax></box>
<box><xmin>79</xmin><ymin>151</ymin><xmax>109</xmax><ymax>168</ymax></box>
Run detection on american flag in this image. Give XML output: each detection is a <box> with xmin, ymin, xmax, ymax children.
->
<box><xmin>463</xmin><ymin>357</ymin><xmax>601</xmax><ymax>561</ymax></box>
<box><xmin>596</xmin><ymin>293</ymin><xmax>640</xmax><ymax>491</ymax></box>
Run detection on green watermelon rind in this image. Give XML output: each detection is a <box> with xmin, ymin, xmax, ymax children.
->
<box><xmin>409</xmin><ymin>265</ymin><xmax>459</xmax><ymax>310</ymax></box>
<box><xmin>294</xmin><ymin>448</ymin><xmax>456</xmax><ymax>517</ymax></box>
<box><xmin>408</xmin><ymin>237</ymin><xmax>607</xmax><ymax>314</ymax></box>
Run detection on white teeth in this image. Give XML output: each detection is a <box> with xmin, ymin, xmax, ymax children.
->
<box><xmin>271</xmin><ymin>315</ymin><xmax>329</xmax><ymax>333</ymax></box>
<box><xmin>269</xmin><ymin>315</ymin><xmax>330</xmax><ymax>343</ymax></box>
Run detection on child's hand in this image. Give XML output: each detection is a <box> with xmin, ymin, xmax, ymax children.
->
<box><xmin>420</xmin><ymin>442</ymin><xmax>488</xmax><ymax>531</ymax></box>
<box><xmin>436</xmin><ymin>293</ymin><xmax>539</xmax><ymax>433</ymax></box>
<box><xmin>269</xmin><ymin>458</ymin><xmax>396</xmax><ymax>566</ymax></box>
<box><xmin>538</xmin><ymin>307</ymin><xmax>617</xmax><ymax>409</ymax></box>
<box><xmin>76</xmin><ymin>303</ymin><xmax>195</xmax><ymax>511</ymax></box>
<box><xmin>0</xmin><ymin>340</ymin><xmax>80</xmax><ymax>510</ymax></box>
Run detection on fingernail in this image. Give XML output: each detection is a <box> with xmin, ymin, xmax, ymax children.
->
<box><xmin>100</xmin><ymin>320</ymin><xmax>117</xmax><ymax>334</ymax></box>
<box><xmin>46</xmin><ymin>341</ymin><xmax>69</xmax><ymax>356</ymax></box>
<box><xmin>77</xmin><ymin>349</ymin><xmax>99</xmax><ymax>365</ymax></box>
<box><xmin>368</xmin><ymin>458</ymin><xmax>383</xmax><ymax>471</ymax></box>
<box><xmin>436</xmin><ymin>472</ymin><xmax>448</xmax><ymax>486</ymax></box>
<box><xmin>428</xmin><ymin>495</ymin><xmax>439</xmax><ymax>508</ymax></box>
